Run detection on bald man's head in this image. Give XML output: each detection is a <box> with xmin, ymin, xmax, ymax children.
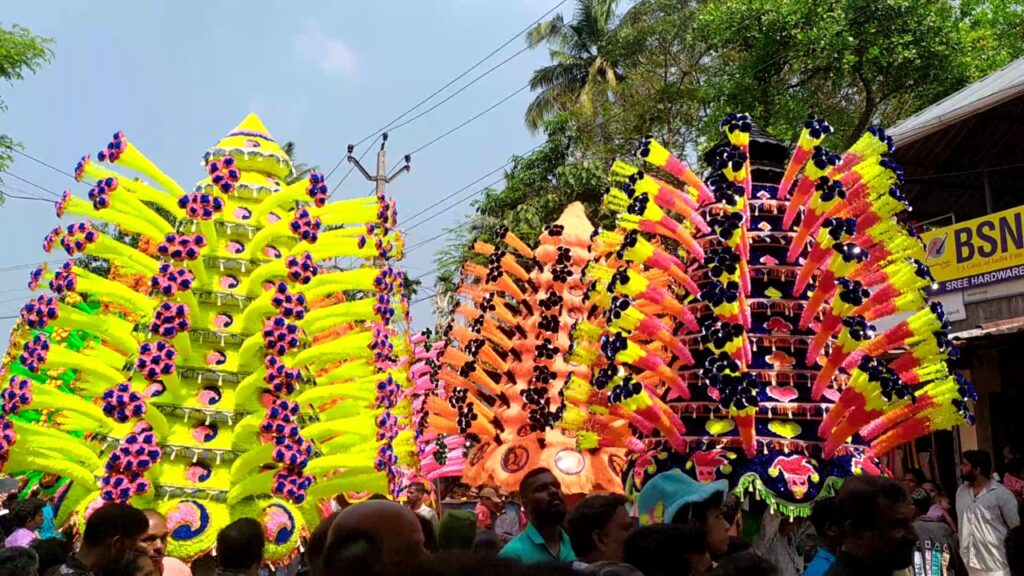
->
<box><xmin>320</xmin><ymin>501</ymin><xmax>427</xmax><ymax>576</ymax></box>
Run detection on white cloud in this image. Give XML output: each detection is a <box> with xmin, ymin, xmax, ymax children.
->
<box><xmin>294</xmin><ymin>23</ymin><xmax>358</xmax><ymax>78</ymax></box>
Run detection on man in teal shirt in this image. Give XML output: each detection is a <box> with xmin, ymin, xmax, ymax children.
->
<box><xmin>499</xmin><ymin>467</ymin><xmax>576</xmax><ymax>565</ymax></box>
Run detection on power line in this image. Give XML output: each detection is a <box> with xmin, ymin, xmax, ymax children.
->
<box><xmin>0</xmin><ymin>259</ymin><xmax>66</xmax><ymax>273</ymax></box>
<box><xmin>0</xmin><ymin>171</ymin><xmax>61</xmax><ymax>199</ymax></box>
<box><xmin>384</xmin><ymin>46</ymin><xmax>534</xmax><ymax>138</ymax></box>
<box><xmin>0</xmin><ymin>187</ymin><xmax>53</xmax><ymax>204</ymax></box>
<box><xmin>406</xmin><ymin>84</ymin><xmax>531</xmax><ymax>157</ymax></box>
<box><xmin>348</xmin><ymin>0</ymin><xmax>569</xmax><ymax>150</ymax></box>
<box><xmin>8</xmin><ymin>147</ymin><xmax>78</xmax><ymax>181</ymax></box>
<box><xmin>327</xmin><ymin>135</ymin><xmax>382</xmax><ymax>194</ymax></box>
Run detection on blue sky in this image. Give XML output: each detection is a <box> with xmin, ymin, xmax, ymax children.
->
<box><xmin>0</xmin><ymin>0</ymin><xmax>571</xmax><ymax>337</ymax></box>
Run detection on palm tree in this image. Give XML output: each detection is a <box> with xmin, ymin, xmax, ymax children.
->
<box><xmin>281</xmin><ymin>141</ymin><xmax>317</xmax><ymax>185</ymax></box>
<box><xmin>524</xmin><ymin>0</ymin><xmax>623</xmax><ymax>133</ymax></box>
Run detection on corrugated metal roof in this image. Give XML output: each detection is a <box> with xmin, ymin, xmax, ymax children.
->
<box><xmin>951</xmin><ymin>315</ymin><xmax>1024</xmax><ymax>341</ymax></box>
<box><xmin>888</xmin><ymin>56</ymin><xmax>1024</xmax><ymax>146</ymax></box>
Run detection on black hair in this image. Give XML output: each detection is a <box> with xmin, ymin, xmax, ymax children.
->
<box><xmin>567</xmin><ymin>494</ymin><xmax>629</xmax><ymax>558</ymax></box>
<box><xmin>671</xmin><ymin>492</ymin><xmax>725</xmax><ymax>527</ymax></box>
<box><xmin>216</xmin><ymin>517</ymin><xmax>265</xmax><ymax>571</ymax></box>
<box><xmin>910</xmin><ymin>489</ymin><xmax>933</xmax><ymax>517</ymax></box>
<box><xmin>406</xmin><ymin>551</ymin><xmax>577</xmax><ymax>576</ymax></box>
<box><xmin>10</xmin><ymin>497</ymin><xmax>45</xmax><ymax>528</ymax></box>
<box><xmin>367</xmin><ymin>494</ymin><xmax>390</xmax><ymax>501</ymax></box>
<box><xmin>0</xmin><ymin>546</ymin><xmax>39</xmax><ymax>576</ymax></box>
<box><xmin>963</xmin><ymin>450</ymin><xmax>993</xmax><ymax>478</ymax></box>
<box><xmin>720</xmin><ymin>493</ymin><xmax>742</xmax><ymax>527</ymax></box>
<box><xmin>30</xmin><ymin>538</ymin><xmax>72</xmax><ymax>576</ymax></box>
<box><xmin>905</xmin><ymin>468</ymin><xmax>927</xmax><ymax>485</ymax></box>
<box><xmin>1006</xmin><ymin>525</ymin><xmax>1023</xmax><ymax>576</ymax></box>
<box><xmin>519</xmin><ymin>468</ymin><xmax>556</xmax><ymax>496</ymax></box>
<box><xmin>408</xmin><ymin>482</ymin><xmax>427</xmax><ymax>493</ymax></box>
<box><xmin>107</xmin><ymin>550</ymin><xmax>151</xmax><ymax>576</ymax></box>
<box><xmin>706</xmin><ymin>551</ymin><xmax>779</xmax><ymax>576</ymax></box>
<box><xmin>624</xmin><ymin>524</ymin><xmax>705</xmax><ymax>576</ymax></box>
<box><xmin>82</xmin><ymin>503</ymin><xmax>149</xmax><ymax>548</ymax></box>
<box><xmin>305</xmin><ymin>511</ymin><xmax>339</xmax><ymax>576</ymax></box>
<box><xmin>319</xmin><ymin>529</ymin><xmax>387</xmax><ymax>576</ymax></box>
<box><xmin>417</xmin><ymin>513</ymin><xmax>438</xmax><ymax>553</ymax></box>
<box><xmin>809</xmin><ymin>496</ymin><xmax>839</xmax><ymax>537</ymax></box>
<box><xmin>835</xmin><ymin>475</ymin><xmax>908</xmax><ymax>534</ymax></box>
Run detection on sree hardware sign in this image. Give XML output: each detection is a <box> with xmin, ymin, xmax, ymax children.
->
<box><xmin>923</xmin><ymin>205</ymin><xmax>1024</xmax><ymax>294</ymax></box>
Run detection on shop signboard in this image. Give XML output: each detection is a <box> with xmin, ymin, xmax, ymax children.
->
<box><xmin>923</xmin><ymin>204</ymin><xmax>1024</xmax><ymax>294</ymax></box>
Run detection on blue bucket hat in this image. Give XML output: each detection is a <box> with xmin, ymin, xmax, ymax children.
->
<box><xmin>637</xmin><ymin>469</ymin><xmax>728</xmax><ymax>525</ymax></box>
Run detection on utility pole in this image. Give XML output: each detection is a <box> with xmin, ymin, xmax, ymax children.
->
<box><xmin>345</xmin><ymin>132</ymin><xmax>411</xmax><ymax>200</ymax></box>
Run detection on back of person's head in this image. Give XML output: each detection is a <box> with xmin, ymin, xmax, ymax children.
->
<box><xmin>1007</xmin><ymin>525</ymin><xmax>1024</xmax><ymax>576</ymax></box>
<box><xmin>567</xmin><ymin>494</ymin><xmax>629</xmax><ymax>559</ymax></box>
<box><xmin>624</xmin><ymin>524</ymin><xmax>705</xmax><ymax>576</ymax></box>
<box><xmin>82</xmin><ymin>503</ymin><xmax>149</xmax><ymax>548</ymax></box>
<box><xmin>963</xmin><ymin>449</ymin><xmax>993</xmax><ymax>477</ymax></box>
<box><xmin>11</xmin><ymin>497</ymin><xmax>45</xmax><ymax>528</ymax></box>
<box><xmin>30</xmin><ymin>538</ymin><xmax>72</xmax><ymax>576</ymax></box>
<box><xmin>305</xmin><ymin>512</ymin><xmax>339</xmax><ymax>576</ymax></box>
<box><xmin>809</xmin><ymin>496</ymin><xmax>839</xmax><ymax>537</ymax></box>
<box><xmin>107</xmin><ymin>550</ymin><xmax>152</xmax><ymax>576</ymax></box>
<box><xmin>367</xmin><ymin>493</ymin><xmax>390</xmax><ymax>501</ymax></box>
<box><xmin>407</xmin><ymin>551</ymin><xmax>576</xmax><ymax>576</ymax></box>
<box><xmin>216</xmin><ymin>517</ymin><xmax>265</xmax><ymax>572</ymax></box>
<box><xmin>706</xmin><ymin>551</ymin><xmax>779</xmax><ymax>576</ymax></box>
<box><xmin>910</xmin><ymin>488</ymin><xmax>933</xmax><ymax>517</ymax></box>
<box><xmin>320</xmin><ymin>529</ymin><xmax>388</xmax><ymax>576</ymax></box>
<box><xmin>417</xmin><ymin>513</ymin><xmax>438</xmax><ymax>553</ymax></box>
<box><xmin>436</xmin><ymin>510</ymin><xmax>477</xmax><ymax>551</ymax></box>
<box><xmin>584</xmin><ymin>561</ymin><xmax>644</xmax><ymax>576</ymax></box>
<box><xmin>473</xmin><ymin>530</ymin><xmax>502</xmax><ymax>556</ymax></box>
<box><xmin>907</xmin><ymin>468</ymin><xmax>926</xmax><ymax>485</ymax></box>
<box><xmin>0</xmin><ymin>546</ymin><xmax>39</xmax><ymax>576</ymax></box>
<box><xmin>836</xmin><ymin>475</ymin><xmax>907</xmax><ymax>534</ymax></box>
<box><xmin>720</xmin><ymin>493</ymin><xmax>742</xmax><ymax>527</ymax></box>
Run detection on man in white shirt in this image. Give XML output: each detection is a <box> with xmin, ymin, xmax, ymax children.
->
<box><xmin>406</xmin><ymin>481</ymin><xmax>439</xmax><ymax>526</ymax></box>
<box><xmin>956</xmin><ymin>450</ymin><xmax>1021</xmax><ymax>576</ymax></box>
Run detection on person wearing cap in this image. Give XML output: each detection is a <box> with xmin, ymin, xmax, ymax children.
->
<box><xmin>475</xmin><ymin>487</ymin><xmax>505</xmax><ymax>532</ymax></box>
<box><xmin>499</xmin><ymin>468</ymin><xmax>576</xmax><ymax>565</ymax></box>
<box><xmin>636</xmin><ymin>469</ymin><xmax>731</xmax><ymax>558</ymax></box>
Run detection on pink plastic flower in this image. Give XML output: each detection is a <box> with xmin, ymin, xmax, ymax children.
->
<box><xmin>59</xmin><ymin>221</ymin><xmax>98</xmax><ymax>256</ymax></box>
<box><xmin>101</xmin><ymin>382</ymin><xmax>147</xmax><ymax>423</ymax></box>
<box><xmin>49</xmin><ymin>261</ymin><xmax>77</xmax><ymax>295</ymax></box>
<box><xmin>177</xmin><ymin>192</ymin><xmax>224</xmax><ymax>221</ymax></box>
<box><xmin>2</xmin><ymin>376</ymin><xmax>33</xmax><ymax>415</ymax></box>
<box><xmin>97</xmin><ymin>131</ymin><xmax>127</xmax><ymax>163</ymax></box>
<box><xmin>157</xmin><ymin>233</ymin><xmax>207</xmax><ymax>261</ymax></box>
<box><xmin>21</xmin><ymin>295</ymin><xmax>58</xmax><ymax>330</ymax></box>
<box><xmin>135</xmin><ymin>340</ymin><xmax>177</xmax><ymax>382</ymax></box>
<box><xmin>262</xmin><ymin>315</ymin><xmax>302</xmax><ymax>357</ymax></box>
<box><xmin>269</xmin><ymin>282</ymin><xmax>307</xmax><ymax>320</ymax></box>
<box><xmin>289</xmin><ymin>207</ymin><xmax>322</xmax><ymax>243</ymax></box>
<box><xmin>18</xmin><ymin>334</ymin><xmax>49</xmax><ymax>373</ymax></box>
<box><xmin>305</xmin><ymin>172</ymin><xmax>328</xmax><ymax>207</ymax></box>
<box><xmin>285</xmin><ymin>253</ymin><xmax>319</xmax><ymax>285</ymax></box>
<box><xmin>206</xmin><ymin>156</ymin><xmax>241</xmax><ymax>195</ymax></box>
<box><xmin>150</xmin><ymin>264</ymin><xmax>195</xmax><ymax>298</ymax></box>
<box><xmin>149</xmin><ymin>302</ymin><xmax>191</xmax><ymax>338</ymax></box>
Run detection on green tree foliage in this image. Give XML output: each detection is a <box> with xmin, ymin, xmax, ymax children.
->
<box><xmin>525</xmin><ymin>0</ymin><xmax>625</xmax><ymax>132</ymax></box>
<box><xmin>433</xmin><ymin>115</ymin><xmax>606</xmax><ymax>293</ymax></box>
<box><xmin>0</xmin><ymin>23</ymin><xmax>54</xmax><ymax>201</ymax></box>
<box><xmin>432</xmin><ymin>0</ymin><xmax>1024</xmax><ymax>311</ymax></box>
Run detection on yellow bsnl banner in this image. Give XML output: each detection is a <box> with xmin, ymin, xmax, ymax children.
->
<box><xmin>923</xmin><ymin>204</ymin><xmax>1024</xmax><ymax>294</ymax></box>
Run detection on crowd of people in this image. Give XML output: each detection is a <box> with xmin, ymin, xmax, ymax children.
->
<box><xmin>0</xmin><ymin>448</ymin><xmax>1019</xmax><ymax>576</ymax></box>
